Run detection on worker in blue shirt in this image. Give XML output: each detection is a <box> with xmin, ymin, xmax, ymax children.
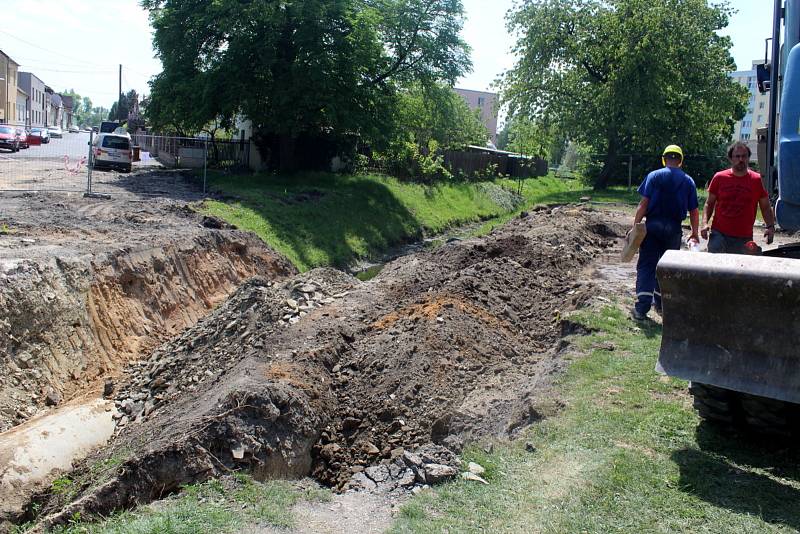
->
<box><xmin>631</xmin><ymin>145</ymin><xmax>700</xmax><ymax>320</ymax></box>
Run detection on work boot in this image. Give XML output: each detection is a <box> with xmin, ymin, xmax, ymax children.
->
<box><xmin>631</xmin><ymin>308</ymin><xmax>647</xmax><ymax>321</ymax></box>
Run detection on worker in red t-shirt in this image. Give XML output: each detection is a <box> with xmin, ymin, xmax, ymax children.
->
<box><xmin>701</xmin><ymin>141</ymin><xmax>776</xmax><ymax>253</ymax></box>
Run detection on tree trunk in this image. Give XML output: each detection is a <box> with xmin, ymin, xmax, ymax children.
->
<box><xmin>279</xmin><ymin>134</ymin><xmax>297</xmax><ymax>172</ymax></box>
<box><xmin>594</xmin><ymin>136</ymin><xmax>619</xmax><ymax>190</ymax></box>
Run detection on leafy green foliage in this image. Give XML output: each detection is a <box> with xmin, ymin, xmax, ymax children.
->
<box><xmin>502</xmin><ymin>0</ymin><xmax>748</xmax><ymax>188</ymax></box>
<box><xmin>141</xmin><ymin>0</ymin><xmax>471</xmax><ymax>171</ymax></box>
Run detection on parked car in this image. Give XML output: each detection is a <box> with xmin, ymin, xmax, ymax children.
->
<box><xmin>92</xmin><ymin>133</ymin><xmax>132</xmax><ymax>172</ymax></box>
<box><xmin>68</xmin><ymin>125</ymin><xmax>80</xmax><ymax>133</ymax></box>
<box><xmin>15</xmin><ymin>128</ymin><xmax>30</xmax><ymax>149</ymax></box>
<box><xmin>30</xmin><ymin>127</ymin><xmax>51</xmax><ymax>143</ymax></box>
<box><xmin>0</xmin><ymin>125</ymin><xmax>20</xmax><ymax>152</ymax></box>
<box><xmin>48</xmin><ymin>126</ymin><xmax>64</xmax><ymax>138</ymax></box>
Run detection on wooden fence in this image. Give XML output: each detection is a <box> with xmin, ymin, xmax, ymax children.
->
<box><xmin>443</xmin><ymin>150</ymin><xmax>548</xmax><ymax>179</ymax></box>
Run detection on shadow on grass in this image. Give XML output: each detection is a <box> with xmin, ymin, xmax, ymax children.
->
<box><xmin>207</xmin><ymin>173</ymin><xmax>423</xmax><ymax>269</ymax></box>
<box><xmin>672</xmin><ymin>423</ymin><xmax>800</xmax><ymax>530</ymax></box>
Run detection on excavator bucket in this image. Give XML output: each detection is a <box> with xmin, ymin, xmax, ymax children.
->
<box><xmin>656</xmin><ymin>249</ymin><xmax>800</xmax><ymax>404</ymax></box>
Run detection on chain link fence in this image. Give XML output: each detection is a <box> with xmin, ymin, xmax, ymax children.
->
<box><xmin>0</xmin><ymin>132</ymin><xmax>251</xmax><ymax>197</ymax></box>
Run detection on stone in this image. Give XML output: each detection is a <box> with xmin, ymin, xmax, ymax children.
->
<box><xmin>103</xmin><ymin>380</ymin><xmax>115</xmax><ymax>397</ymax></box>
<box><xmin>231</xmin><ymin>444</ymin><xmax>245</xmax><ymax>460</ymax></box>
<box><xmin>342</xmin><ymin>417</ymin><xmax>361</xmax><ymax>432</ymax></box>
<box><xmin>397</xmin><ymin>468</ymin><xmax>417</xmax><ymax>487</ymax></box>
<box><xmin>349</xmin><ymin>472</ymin><xmax>377</xmax><ymax>492</ymax></box>
<box><xmin>423</xmin><ymin>463</ymin><xmax>458</xmax><ymax>484</ymax></box>
<box><xmin>467</xmin><ymin>462</ymin><xmax>485</xmax><ymax>475</ymax></box>
<box><xmin>365</xmin><ymin>465</ymin><xmax>389</xmax><ymax>483</ymax></box>
<box><xmin>321</xmin><ymin>443</ymin><xmax>342</xmax><ymax>460</ymax></box>
<box><xmin>461</xmin><ymin>472</ymin><xmax>489</xmax><ymax>485</ymax></box>
<box><xmin>402</xmin><ymin>451</ymin><xmax>423</xmax><ymax>468</ymax></box>
<box><xmin>362</xmin><ymin>441</ymin><xmax>380</xmax><ymax>456</ymax></box>
<box><xmin>525</xmin><ymin>442</ymin><xmax>536</xmax><ymax>453</ymax></box>
<box><xmin>44</xmin><ymin>388</ymin><xmax>62</xmax><ymax>406</ymax></box>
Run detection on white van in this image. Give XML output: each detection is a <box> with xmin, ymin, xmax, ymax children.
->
<box><xmin>92</xmin><ymin>133</ymin><xmax>132</xmax><ymax>172</ymax></box>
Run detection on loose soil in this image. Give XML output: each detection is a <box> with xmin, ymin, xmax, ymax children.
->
<box><xmin>1</xmin><ymin>174</ymin><xmax>636</xmax><ymax>531</ymax></box>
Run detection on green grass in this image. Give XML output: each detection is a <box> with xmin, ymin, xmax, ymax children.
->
<box><xmin>389</xmin><ymin>305</ymin><xmax>800</xmax><ymax>533</ymax></box>
<box><xmin>46</xmin><ymin>474</ymin><xmax>330</xmax><ymax>534</ymax></box>
<box><xmin>200</xmin><ymin>172</ymin><xmax>640</xmax><ymax>271</ymax></box>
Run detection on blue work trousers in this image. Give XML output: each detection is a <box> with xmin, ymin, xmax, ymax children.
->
<box><xmin>635</xmin><ymin>218</ymin><xmax>682</xmax><ymax>315</ymax></box>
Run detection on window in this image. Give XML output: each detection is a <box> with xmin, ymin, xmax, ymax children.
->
<box><xmin>757</xmin><ymin>115</ymin><xmax>763</xmax><ymax>123</ymax></box>
<box><xmin>477</xmin><ymin>97</ymin><xmax>485</xmax><ymax>107</ymax></box>
<box><xmin>759</xmin><ymin>101</ymin><xmax>765</xmax><ymax>109</ymax></box>
<box><xmin>101</xmin><ymin>136</ymin><xmax>130</xmax><ymax>150</ymax></box>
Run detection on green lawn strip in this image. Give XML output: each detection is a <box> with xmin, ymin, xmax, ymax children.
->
<box><xmin>47</xmin><ymin>475</ymin><xmax>330</xmax><ymax>534</ymax></box>
<box><xmin>389</xmin><ymin>305</ymin><xmax>800</xmax><ymax>533</ymax></box>
<box><xmin>199</xmin><ymin>172</ymin><xmax>594</xmax><ymax>272</ymax></box>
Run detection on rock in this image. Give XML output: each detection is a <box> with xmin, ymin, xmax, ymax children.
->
<box><xmin>103</xmin><ymin>379</ymin><xmax>115</xmax><ymax>397</ymax></box>
<box><xmin>231</xmin><ymin>444</ymin><xmax>245</xmax><ymax>460</ymax></box>
<box><xmin>349</xmin><ymin>472</ymin><xmax>377</xmax><ymax>492</ymax></box>
<box><xmin>467</xmin><ymin>462</ymin><xmax>486</xmax><ymax>475</ymax></box>
<box><xmin>342</xmin><ymin>417</ymin><xmax>361</xmax><ymax>431</ymax></box>
<box><xmin>423</xmin><ymin>463</ymin><xmax>458</xmax><ymax>484</ymax></box>
<box><xmin>44</xmin><ymin>388</ymin><xmax>62</xmax><ymax>406</ymax></box>
<box><xmin>321</xmin><ymin>443</ymin><xmax>342</xmax><ymax>460</ymax></box>
<box><xmin>525</xmin><ymin>442</ymin><xmax>536</xmax><ymax>453</ymax></box>
<box><xmin>365</xmin><ymin>465</ymin><xmax>389</xmax><ymax>483</ymax></box>
<box><xmin>362</xmin><ymin>441</ymin><xmax>380</xmax><ymax>456</ymax></box>
<box><xmin>461</xmin><ymin>472</ymin><xmax>489</xmax><ymax>485</ymax></box>
<box><xmin>402</xmin><ymin>451</ymin><xmax>423</xmax><ymax>469</ymax></box>
<box><xmin>397</xmin><ymin>468</ymin><xmax>417</xmax><ymax>487</ymax></box>
<box><xmin>390</xmin><ymin>447</ymin><xmax>405</xmax><ymax>460</ymax></box>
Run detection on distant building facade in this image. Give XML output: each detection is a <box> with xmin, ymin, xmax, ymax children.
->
<box><xmin>454</xmin><ymin>88</ymin><xmax>498</xmax><ymax>145</ymax></box>
<box><xmin>729</xmin><ymin>60</ymin><xmax>770</xmax><ymax>154</ymax></box>
<box><xmin>18</xmin><ymin>72</ymin><xmax>47</xmax><ymax>128</ymax></box>
<box><xmin>0</xmin><ymin>49</ymin><xmax>21</xmax><ymax>125</ymax></box>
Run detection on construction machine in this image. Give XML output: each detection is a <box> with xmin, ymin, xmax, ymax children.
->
<box><xmin>656</xmin><ymin>0</ymin><xmax>800</xmax><ymax>432</ymax></box>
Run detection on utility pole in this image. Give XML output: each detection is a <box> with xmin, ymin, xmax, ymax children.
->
<box><xmin>118</xmin><ymin>64</ymin><xmax>123</xmax><ymax>123</ymax></box>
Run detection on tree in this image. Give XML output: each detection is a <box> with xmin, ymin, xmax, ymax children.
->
<box><xmin>141</xmin><ymin>0</ymin><xmax>471</xmax><ymax>171</ymax></box>
<box><xmin>374</xmin><ymin>82</ymin><xmax>488</xmax><ymax>179</ymax></box>
<box><xmin>108</xmin><ymin>90</ymin><xmax>139</xmax><ymax>123</ymax></box>
<box><xmin>501</xmin><ymin>0</ymin><xmax>747</xmax><ymax>188</ymax></box>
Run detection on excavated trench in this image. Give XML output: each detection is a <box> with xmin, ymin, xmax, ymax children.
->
<box><xmin>2</xmin><ymin>206</ymin><xmax>626</xmax><ymax>530</ymax></box>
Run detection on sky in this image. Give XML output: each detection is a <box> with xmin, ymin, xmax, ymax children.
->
<box><xmin>1</xmin><ymin>0</ymin><xmax>775</xmax><ymax>109</ymax></box>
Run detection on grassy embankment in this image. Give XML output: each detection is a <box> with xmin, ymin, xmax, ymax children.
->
<box><xmin>199</xmin><ymin>171</ymin><xmax>640</xmax><ymax>272</ymax></box>
<box><xmin>390</xmin><ymin>305</ymin><xmax>800</xmax><ymax>533</ymax></box>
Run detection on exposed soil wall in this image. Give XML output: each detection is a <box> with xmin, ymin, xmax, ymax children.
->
<box><xmin>0</xmin><ymin>230</ymin><xmax>295</xmax><ymax>433</ymax></box>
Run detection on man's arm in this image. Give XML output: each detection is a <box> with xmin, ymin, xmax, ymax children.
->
<box><xmin>633</xmin><ymin>197</ymin><xmax>649</xmax><ymax>226</ymax></box>
<box><xmin>701</xmin><ymin>192</ymin><xmax>717</xmax><ymax>240</ymax></box>
<box><xmin>758</xmin><ymin>196</ymin><xmax>776</xmax><ymax>244</ymax></box>
<box><xmin>689</xmin><ymin>208</ymin><xmax>700</xmax><ymax>242</ymax></box>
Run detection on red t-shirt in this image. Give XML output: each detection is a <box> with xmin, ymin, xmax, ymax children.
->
<box><xmin>708</xmin><ymin>169</ymin><xmax>768</xmax><ymax>238</ymax></box>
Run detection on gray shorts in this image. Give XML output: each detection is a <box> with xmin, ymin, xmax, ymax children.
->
<box><xmin>707</xmin><ymin>229</ymin><xmax>751</xmax><ymax>254</ymax></box>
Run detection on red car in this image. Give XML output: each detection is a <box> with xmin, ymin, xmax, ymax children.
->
<box><xmin>0</xmin><ymin>125</ymin><xmax>20</xmax><ymax>152</ymax></box>
<box><xmin>15</xmin><ymin>128</ymin><xmax>30</xmax><ymax>149</ymax></box>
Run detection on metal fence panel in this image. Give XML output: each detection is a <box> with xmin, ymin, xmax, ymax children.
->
<box><xmin>0</xmin><ymin>131</ymin><xmax>91</xmax><ymax>192</ymax></box>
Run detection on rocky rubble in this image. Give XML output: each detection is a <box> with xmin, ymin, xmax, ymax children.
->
<box><xmin>112</xmin><ymin>269</ymin><xmax>359</xmax><ymax>430</ymax></box>
<box><xmin>32</xmin><ymin>207</ymin><xmax>622</xmax><ymax>528</ymax></box>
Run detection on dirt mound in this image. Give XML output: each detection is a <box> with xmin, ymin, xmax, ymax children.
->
<box><xmin>0</xmin><ymin>193</ymin><xmax>295</xmax><ymax>433</ymax></box>
<box><xmin>33</xmin><ymin>207</ymin><xmax>622</xmax><ymax>528</ymax></box>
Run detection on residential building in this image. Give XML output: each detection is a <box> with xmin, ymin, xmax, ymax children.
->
<box><xmin>0</xmin><ymin>49</ymin><xmax>21</xmax><ymax>125</ymax></box>
<box><xmin>16</xmin><ymin>87</ymin><xmax>28</xmax><ymax>128</ymax></box>
<box><xmin>454</xmin><ymin>88</ymin><xmax>498</xmax><ymax>145</ymax></box>
<box><xmin>44</xmin><ymin>86</ymin><xmax>54</xmax><ymax>126</ymax></box>
<box><xmin>60</xmin><ymin>94</ymin><xmax>74</xmax><ymax>128</ymax></box>
<box><xmin>19</xmin><ymin>72</ymin><xmax>47</xmax><ymax>128</ymax></box>
<box><xmin>729</xmin><ymin>60</ymin><xmax>770</xmax><ymax>155</ymax></box>
<box><xmin>50</xmin><ymin>92</ymin><xmax>63</xmax><ymax>128</ymax></box>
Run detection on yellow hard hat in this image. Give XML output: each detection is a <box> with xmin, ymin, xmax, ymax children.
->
<box><xmin>662</xmin><ymin>144</ymin><xmax>683</xmax><ymax>166</ymax></box>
